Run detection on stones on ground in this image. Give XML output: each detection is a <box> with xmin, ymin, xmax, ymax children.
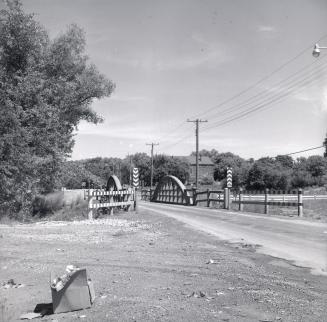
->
<box><xmin>189</xmin><ymin>273</ymin><xmax>198</xmax><ymax>277</ymax></box>
<box><xmin>20</xmin><ymin>312</ymin><xmax>42</xmax><ymax>320</ymax></box>
<box><xmin>2</xmin><ymin>279</ymin><xmax>25</xmax><ymax>289</ymax></box>
<box><xmin>216</xmin><ymin>291</ymin><xmax>225</xmax><ymax>296</ymax></box>
<box><xmin>186</xmin><ymin>290</ymin><xmax>214</xmax><ymax>299</ymax></box>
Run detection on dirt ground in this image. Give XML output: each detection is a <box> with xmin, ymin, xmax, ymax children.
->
<box><xmin>1</xmin><ymin>208</ymin><xmax>327</xmax><ymax>322</ymax></box>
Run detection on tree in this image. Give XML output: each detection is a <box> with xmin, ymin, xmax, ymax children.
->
<box><xmin>131</xmin><ymin>153</ymin><xmax>151</xmax><ymax>186</ymax></box>
<box><xmin>246</xmin><ymin>158</ymin><xmax>291</xmax><ymax>191</ymax></box>
<box><xmin>58</xmin><ymin>161</ymin><xmax>105</xmax><ymax>189</ymax></box>
<box><xmin>0</xmin><ymin>1</ymin><xmax>115</xmax><ymax>217</ymax></box>
<box><xmin>212</xmin><ymin>152</ymin><xmax>250</xmax><ymax>188</ymax></box>
<box><xmin>153</xmin><ymin>155</ymin><xmax>190</xmax><ymax>184</ymax></box>
<box><xmin>275</xmin><ymin>155</ymin><xmax>294</xmax><ymax>168</ymax></box>
<box><xmin>323</xmin><ymin>134</ymin><xmax>327</xmax><ymax>158</ymax></box>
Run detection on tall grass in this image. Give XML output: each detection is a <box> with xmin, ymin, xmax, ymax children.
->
<box><xmin>32</xmin><ymin>192</ymin><xmax>66</xmax><ymax>217</ymax></box>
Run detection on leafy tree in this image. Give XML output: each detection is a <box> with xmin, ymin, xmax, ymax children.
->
<box><xmin>0</xmin><ymin>1</ymin><xmax>114</xmax><ymax>217</ymax></box>
<box><xmin>131</xmin><ymin>153</ymin><xmax>151</xmax><ymax>186</ymax></box>
<box><xmin>212</xmin><ymin>152</ymin><xmax>250</xmax><ymax>188</ymax></box>
<box><xmin>191</xmin><ymin>149</ymin><xmax>219</xmax><ymax>160</ymax></box>
<box><xmin>153</xmin><ymin>155</ymin><xmax>190</xmax><ymax>184</ymax></box>
<box><xmin>275</xmin><ymin>155</ymin><xmax>294</xmax><ymax>168</ymax></box>
<box><xmin>58</xmin><ymin>161</ymin><xmax>105</xmax><ymax>189</ymax></box>
<box><xmin>246</xmin><ymin>158</ymin><xmax>291</xmax><ymax>191</ymax></box>
<box><xmin>301</xmin><ymin>155</ymin><xmax>327</xmax><ymax>186</ymax></box>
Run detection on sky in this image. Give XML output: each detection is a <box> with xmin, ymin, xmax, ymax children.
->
<box><xmin>13</xmin><ymin>0</ymin><xmax>327</xmax><ymax>159</ymax></box>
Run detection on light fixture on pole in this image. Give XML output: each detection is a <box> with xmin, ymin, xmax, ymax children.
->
<box><xmin>312</xmin><ymin>43</ymin><xmax>327</xmax><ymax>58</ymax></box>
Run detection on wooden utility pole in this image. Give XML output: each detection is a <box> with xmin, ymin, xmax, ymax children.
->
<box><xmin>146</xmin><ymin>143</ymin><xmax>159</xmax><ymax>188</ymax></box>
<box><xmin>187</xmin><ymin>119</ymin><xmax>207</xmax><ymax>188</ymax></box>
<box><xmin>129</xmin><ymin>153</ymin><xmax>132</xmax><ymax>186</ymax></box>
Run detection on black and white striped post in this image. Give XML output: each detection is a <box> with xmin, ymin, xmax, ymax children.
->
<box><xmin>224</xmin><ymin>167</ymin><xmax>232</xmax><ymax>210</ymax></box>
<box><xmin>227</xmin><ymin>167</ymin><xmax>232</xmax><ymax>189</ymax></box>
<box><xmin>133</xmin><ymin>168</ymin><xmax>139</xmax><ymax>211</ymax></box>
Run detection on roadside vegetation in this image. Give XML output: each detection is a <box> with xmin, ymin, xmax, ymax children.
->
<box><xmin>0</xmin><ymin>0</ymin><xmax>114</xmax><ymax>220</ymax></box>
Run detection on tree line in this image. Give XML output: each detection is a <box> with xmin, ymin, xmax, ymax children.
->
<box><xmin>59</xmin><ymin>150</ymin><xmax>327</xmax><ymax>192</ymax></box>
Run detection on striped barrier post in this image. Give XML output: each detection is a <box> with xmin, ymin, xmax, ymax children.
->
<box><xmin>133</xmin><ymin>168</ymin><xmax>139</xmax><ymax>188</ymax></box>
<box><xmin>227</xmin><ymin>167</ymin><xmax>232</xmax><ymax>188</ymax></box>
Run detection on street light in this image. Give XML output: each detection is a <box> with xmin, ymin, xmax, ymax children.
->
<box><xmin>312</xmin><ymin>43</ymin><xmax>327</xmax><ymax>58</ymax></box>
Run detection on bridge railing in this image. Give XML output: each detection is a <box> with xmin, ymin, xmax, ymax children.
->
<box><xmin>141</xmin><ymin>184</ymin><xmax>326</xmax><ymax>218</ymax></box>
<box><xmin>190</xmin><ymin>189</ymin><xmax>225</xmax><ymax>207</ymax></box>
<box><xmin>141</xmin><ymin>188</ymin><xmax>153</xmax><ymax>201</ymax></box>
<box><xmin>187</xmin><ymin>188</ymin><xmax>323</xmax><ymax>217</ymax></box>
<box><xmin>86</xmin><ymin>188</ymin><xmax>136</xmax><ymax>219</ymax></box>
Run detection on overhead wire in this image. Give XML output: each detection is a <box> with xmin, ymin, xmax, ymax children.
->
<box><xmin>285</xmin><ymin>146</ymin><xmax>324</xmax><ymax>156</ymax></box>
<box><xmin>201</xmin><ymin>61</ymin><xmax>327</xmax><ymax>131</ymax></box>
<box><xmin>188</xmin><ymin>33</ymin><xmax>327</xmax><ymax>121</ymax></box>
<box><xmin>156</xmin><ymin>34</ymin><xmax>327</xmax><ymax>154</ymax></box>
<box><xmin>201</xmin><ymin>55</ymin><xmax>327</xmax><ymax>122</ymax></box>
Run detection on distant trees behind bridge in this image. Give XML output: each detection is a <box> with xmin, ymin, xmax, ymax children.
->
<box><xmin>60</xmin><ymin>150</ymin><xmax>327</xmax><ymax>191</ymax></box>
<box><xmin>59</xmin><ymin>154</ymin><xmax>190</xmax><ymax>189</ymax></box>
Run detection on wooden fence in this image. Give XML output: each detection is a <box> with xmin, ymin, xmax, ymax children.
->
<box><xmin>232</xmin><ymin>188</ymin><xmax>303</xmax><ymax>216</ymax></box>
<box><xmin>141</xmin><ymin>186</ymin><xmax>327</xmax><ymax>217</ymax></box>
<box><xmin>86</xmin><ymin>188</ymin><xmax>136</xmax><ymax>219</ymax></box>
<box><xmin>190</xmin><ymin>189</ymin><xmax>225</xmax><ymax>207</ymax></box>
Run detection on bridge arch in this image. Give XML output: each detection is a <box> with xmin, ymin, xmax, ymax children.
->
<box><xmin>151</xmin><ymin>175</ymin><xmax>192</xmax><ymax>205</ymax></box>
<box><xmin>106</xmin><ymin>175</ymin><xmax>122</xmax><ymax>191</ymax></box>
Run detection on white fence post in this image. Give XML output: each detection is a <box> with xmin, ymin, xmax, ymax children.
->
<box><xmin>298</xmin><ymin>189</ymin><xmax>303</xmax><ymax>217</ymax></box>
<box><xmin>224</xmin><ymin>188</ymin><xmax>230</xmax><ymax>210</ymax></box>
<box><xmin>239</xmin><ymin>188</ymin><xmax>244</xmax><ymax>211</ymax></box>
<box><xmin>88</xmin><ymin>189</ymin><xmax>94</xmax><ymax>220</ymax></box>
<box><xmin>264</xmin><ymin>188</ymin><xmax>269</xmax><ymax>214</ymax></box>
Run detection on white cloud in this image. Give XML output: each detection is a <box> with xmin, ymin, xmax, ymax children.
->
<box><xmin>110</xmin><ymin>94</ymin><xmax>151</xmax><ymax>103</ymax></box>
<box><xmin>76</xmin><ymin>121</ymin><xmax>161</xmax><ymax>141</ymax></box>
<box><xmin>258</xmin><ymin>25</ymin><xmax>276</xmax><ymax>33</ymax></box>
<box><xmin>103</xmin><ymin>33</ymin><xmax>231</xmax><ymax>72</ymax></box>
<box><xmin>322</xmin><ymin>87</ymin><xmax>327</xmax><ymax>111</ymax></box>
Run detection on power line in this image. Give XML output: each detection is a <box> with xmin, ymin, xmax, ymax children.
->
<box><xmin>150</xmin><ymin>33</ymin><xmax>327</xmax><ymax>146</ymax></box>
<box><xmin>189</xmin><ymin>33</ymin><xmax>327</xmax><ymax>121</ymax></box>
<box><xmin>201</xmin><ymin>63</ymin><xmax>327</xmax><ymax>131</ymax></box>
<box><xmin>202</xmin><ymin>55</ymin><xmax>327</xmax><ymax>123</ymax></box>
<box><xmin>285</xmin><ymin>146</ymin><xmax>324</xmax><ymax>156</ymax></box>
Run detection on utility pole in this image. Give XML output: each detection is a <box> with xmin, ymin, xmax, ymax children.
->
<box><xmin>146</xmin><ymin>143</ymin><xmax>159</xmax><ymax>188</ymax></box>
<box><xmin>187</xmin><ymin>119</ymin><xmax>208</xmax><ymax>188</ymax></box>
<box><xmin>129</xmin><ymin>153</ymin><xmax>132</xmax><ymax>186</ymax></box>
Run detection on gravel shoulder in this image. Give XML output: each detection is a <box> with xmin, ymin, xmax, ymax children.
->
<box><xmin>1</xmin><ymin>209</ymin><xmax>327</xmax><ymax>322</ymax></box>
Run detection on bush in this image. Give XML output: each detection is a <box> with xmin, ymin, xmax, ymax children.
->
<box><xmin>199</xmin><ymin>174</ymin><xmax>214</xmax><ymax>186</ymax></box>
<box><xmin>32</xmin><ymin>192</ymin><xmax>65</xmax><ymax>217</ymax></box>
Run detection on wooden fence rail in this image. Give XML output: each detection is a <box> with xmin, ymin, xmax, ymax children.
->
<box><xmin>87</xmin><ymin>188</ymin><xmax>136</xmax><ymax>219</ymax></box>
<box><xmin>141</xmin><ymin>188</ymin><xmax>153</xmax><ymax>201</ymax></box>
<box><xmin>140</xmin><ymin>186</ymin><xmax>326</xmax><ymax>217</ymax></box>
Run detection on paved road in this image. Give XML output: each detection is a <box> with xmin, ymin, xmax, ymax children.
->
<box><xmin>140</xmin><ymin>201</ymin><xmax>327</xmax><ymax>275</ymax></box>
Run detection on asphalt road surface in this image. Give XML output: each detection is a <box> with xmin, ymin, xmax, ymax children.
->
<box><xmin>140</xmin><ymin>201</ymin><xmax>327</xmax><ymax>275</ymax></box>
